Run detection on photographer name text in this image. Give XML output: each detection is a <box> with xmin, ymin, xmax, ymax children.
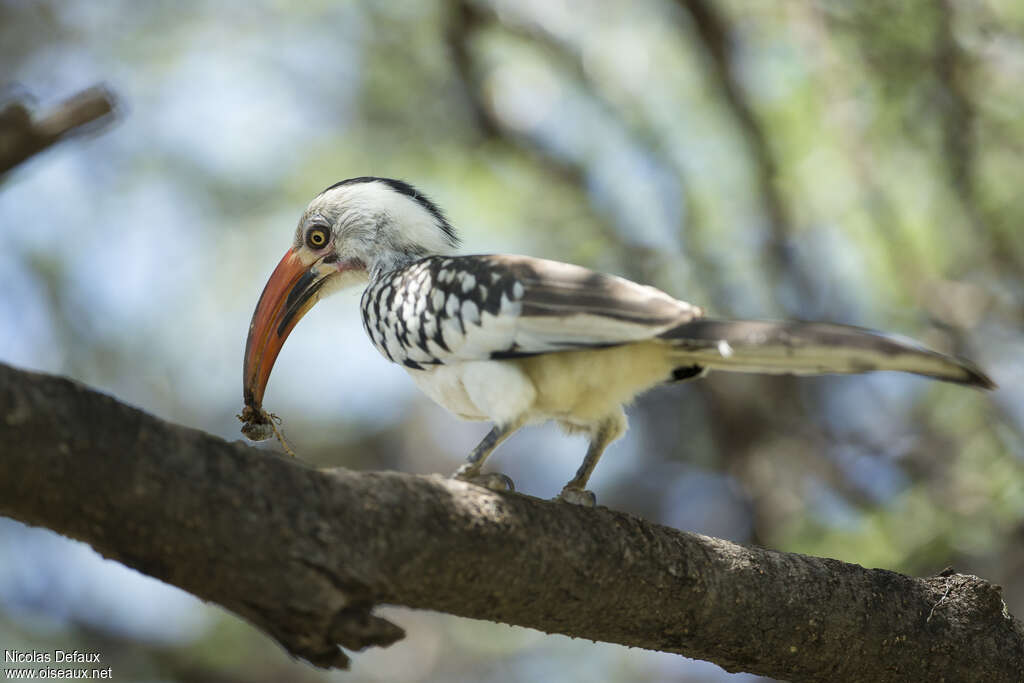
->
<box><xmin>5</xmin><ymin>651</ymin><xmax>100</xmax><ymax>665</ymax></box>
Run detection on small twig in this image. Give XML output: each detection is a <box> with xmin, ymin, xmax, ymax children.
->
<box><xmin>928</xmin><ymin>581</ymin><xmax>953</xmax><ymax>623</ymax></box>
<box><xmin>0</xmin><ymin>85</ymin><xmax>117</xmax><ymax>174</ymax></box>
<box><xmin>266</xmin><ymin>412</ymin><xmax>298</xmax><ymax>459</ymax></box>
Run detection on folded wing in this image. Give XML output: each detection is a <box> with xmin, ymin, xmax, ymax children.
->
<box><xmin>375</xmin><ymin>254</ymin><xmax>702</xmax><ymax>366</ymax></box>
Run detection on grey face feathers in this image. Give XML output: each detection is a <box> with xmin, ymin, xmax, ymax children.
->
<box><xmin>301</xmin><ymin>177</ymin><xmax>461</xmax><ymax>278</ymax></box>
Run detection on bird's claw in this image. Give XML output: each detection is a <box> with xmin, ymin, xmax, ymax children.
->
<box><xmin>556</xmin><ymin>487</ymin><xmax>596</xmax><ymax>507</ymax></box>
<box><xmin>452</xmin><ymin>467</ymin><xmax>516</xmax><ymax>492</ymax></box>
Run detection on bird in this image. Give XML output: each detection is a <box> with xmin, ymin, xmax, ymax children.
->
<box><xmin>241</xmin><ymin>176</ymin><xmax>995</xmax><ymax>506</ymax></box>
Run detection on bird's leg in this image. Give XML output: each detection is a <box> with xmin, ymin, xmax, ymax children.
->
<box><xmin>452</xmin><ymin>418</ymin><xmax>524</xmax><ymax>492</ymax></box>
<box><xmin>557</xmin><ymin>412</ymin><xmax>626</xmax><ymax>507</ymax></box>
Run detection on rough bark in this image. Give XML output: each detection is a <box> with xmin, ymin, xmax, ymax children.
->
<box><xmin>1</xmin><ymin>361</ymin><xmax>1021</xmax><ymax>681</ymax></box>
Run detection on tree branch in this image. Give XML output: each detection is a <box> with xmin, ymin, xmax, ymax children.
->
<box><xmin>444</xmin><ymin>0</ymin><xmax>664</xmax><ymax>283</ymax></box>
<box><xmin>0</xmin><ymin>85</ymin><xmax>116</xmax><ymax>175</ymax></box>
<box><xmin>678</xmin><ymin>0</ymin><xmax>818</xmax><ymax>304</ymax></box>
<box><xmin>1</xmin><ymin>361</ymin><xmax>1021</xmax><ymax>681</ymax></box>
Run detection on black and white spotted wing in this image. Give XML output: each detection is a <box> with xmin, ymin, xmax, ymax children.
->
<box><xmin>359</xmin><ymin>254</ymin><xmax>704</xmax><ymax>369</ymax></box>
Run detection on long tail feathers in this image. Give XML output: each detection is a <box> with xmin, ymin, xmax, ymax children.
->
<box><xmin>660</xmin><ymin>319</ymin><xmax>995</xmax><ymax>390</ymax></box>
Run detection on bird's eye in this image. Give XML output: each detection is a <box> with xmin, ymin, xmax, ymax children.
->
<box><xmin>306</xmin><ymin>227</ymin><xmax>329</xmax><ymax>249</ymax></box>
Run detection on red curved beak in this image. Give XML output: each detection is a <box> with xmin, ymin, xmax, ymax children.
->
<box><xmin>243</xmin><ymin>249</ymin><xmax>327</xmax><ymax>409</ymax></box>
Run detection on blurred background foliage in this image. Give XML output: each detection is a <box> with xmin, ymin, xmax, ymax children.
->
<box><xmin>1</xmin><ymin>0</ymin><xmax>1022</xmax><ymax>681</ymax></box>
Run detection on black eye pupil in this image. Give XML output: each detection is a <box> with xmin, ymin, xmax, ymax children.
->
<box><xmin>308</xmin><ymin>229</ymin><xmax>327</xmax><ymax>248</ymax></box>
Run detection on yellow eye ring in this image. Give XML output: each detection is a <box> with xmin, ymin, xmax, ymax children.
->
<box><xmin>306</xmin><ymin>227</ymin><xmax>329</xmax><ymax>249</ymax></box>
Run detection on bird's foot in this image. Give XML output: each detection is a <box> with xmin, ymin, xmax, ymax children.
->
<box><xmin>556</xmin><ymin>486</ymin><xmax>596</xmax><ymax>507</ymax></box>
<box><xmin>452</xmin><ymin>466</ymin><xmax>516</xmax><ymax>492</ymax></box>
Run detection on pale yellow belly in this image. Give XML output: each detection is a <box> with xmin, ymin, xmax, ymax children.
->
<box><xmin>513</xmin><ymin>342</ymin><xmax>675</xmax><ymax>423</ymax></box>
<box><xmin>407</xmin><ymin>342</ymin><xmax>676</xmax><ymax>425</ymax></box>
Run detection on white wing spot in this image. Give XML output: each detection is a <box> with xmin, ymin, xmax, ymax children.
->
<box><xmin>490</xmin><ymin>271</ymin><xmax>501</xmax><ymax>284</ymax></box>
<box><xmin>499</xmin><ymin>292</ymin><xmax>516</xmax><ymax>316</ymax></box>
<box><xmin>461</xmin><ymin>300</ymin><xmax>480</xmax><ymax>326</ymax></box>
<box><xmin>460</xmin><ymin>273</ymin><xmax>476</xmax><ymax>292</ymax></box>
<box><xmin>431</xmin><ymin>289</ymin><xmax>446</xmax><ymax>311</ymax></box>
<box><xmin>512</xmin><ymin>281</ymin><xmax>525</xmax><ymax>299</ymax></box>
<box><xmin>441</xmin><ymin>317</ymin><xmax>464</xmax><ymax>349</ymax></box>
<box><xmin>717</xmin><ymin>340</ymin><xmax>734</xmax><ymax>358</ymax></box>
<box><xmin>446</xmin><ymin>293</ymin><xmax>461</xmax><ymax>316</ymax></box>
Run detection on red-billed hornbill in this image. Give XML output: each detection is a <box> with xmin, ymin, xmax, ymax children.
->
<box><xmin>242</xmin><ymin>177</ymin><xmax>995</xmax><ymax>506</ymax></box>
